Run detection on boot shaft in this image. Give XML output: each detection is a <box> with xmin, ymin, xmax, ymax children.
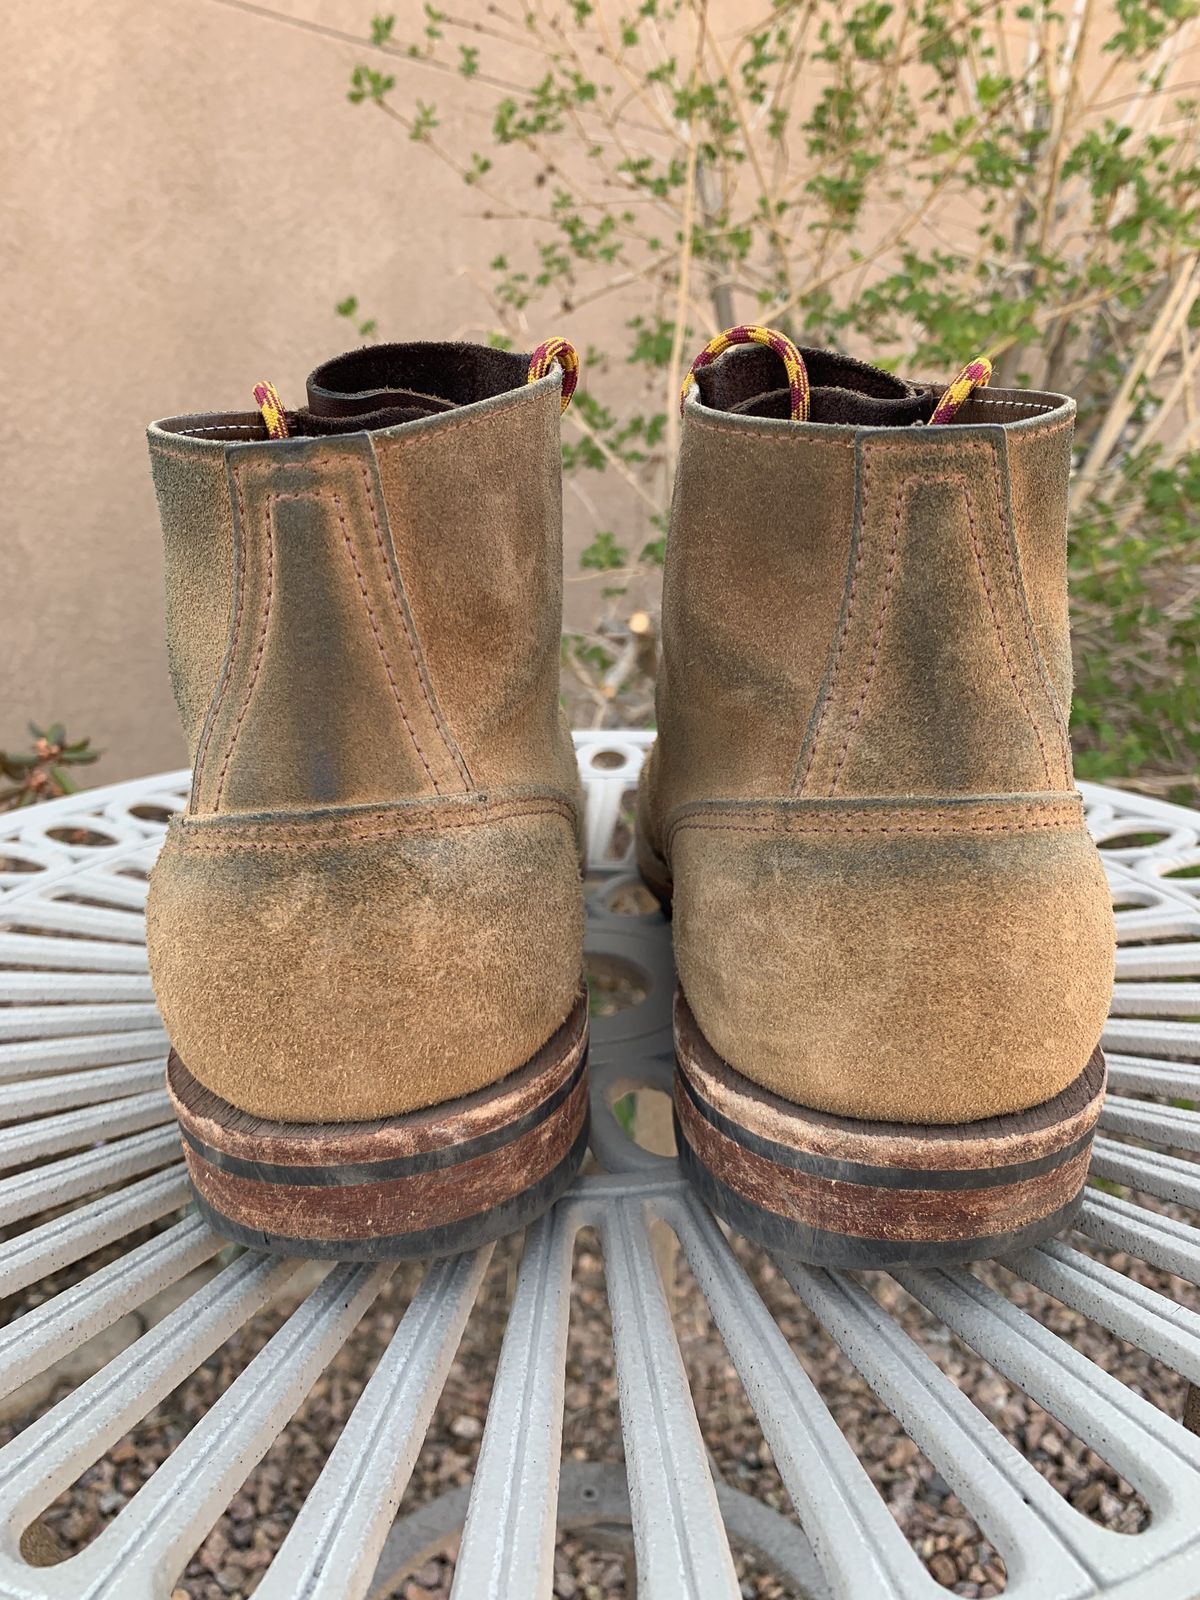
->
<box><xmin>148</xmin><ymin>343</ymin><xmax>574</xmax><ymax>816</ymax></box>
<box><xmin>654</xmin><ymin>348</ymin><xmax>1075</xmax><ymax>814</ymax></box>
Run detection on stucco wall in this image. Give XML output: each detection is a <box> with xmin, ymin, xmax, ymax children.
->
<box><xmin>1</xmin><ymin>0</ymin><xmax>631</xmax><ymax>782</ymax></box>
<box><xmin>5</xmin><ymin>3</ymin><xmax>1179</xmax><ymax>784</ymax></box>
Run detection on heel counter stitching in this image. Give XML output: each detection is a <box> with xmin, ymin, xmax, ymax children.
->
<box><xmin>986</xmin><ymin>440</ymin><xmax>1073</xmax><ymax>781</ymax></box>
<box><xmin>667</xmin><ymin>797</ymin><xmax>1083</xmax><ymax>854</ymax></box>
<box><xmin>356</xmin><ymin>456</ymin><xmax>472</xmax><ymax>790</ymax></box>
<box><xmin>796</xmin><ymin>470</ymin><xmax>870</xmax><ymax>793</ymax></box>
<box><xmin>210</xmin><ymin>484</ymin><xmax>279</xmax><ymax>809</ymax></box>
<box><xmin>197</xmin><ymin>452</ymin><xmax>474</xmax><ymax>815</ymax></box>
<box><xmin>799</xmin><ymin>457</ymin><xmax>1066</xmax><ymax>796</ymax></box>
<box><xmin>170</xmin><ymin>795</ymin><xmax>577</xmax><ymax>852</ymax></box>
<box><xmin>957</xmin><ymin>469</ymin><xmax>1055</xmax><ymax>788</ymax></box>
<box><xmin>828</xmin><ymin>449</ymin><xmax>901</xmax><ymax>792</ymax></box>
<box><xmin>190</xmin><ymin>460</ymin><xmax>251</xmax><ymax>813</ymax></box>
<box><xmin>329</xmin><ymin>487</ymin><xmax>443</xmax><ymax>794</ymax></box>
<box><xmin>213</xmin><ymin>487</ymin><xmax>445</xmax><ymax>801</ymax></box>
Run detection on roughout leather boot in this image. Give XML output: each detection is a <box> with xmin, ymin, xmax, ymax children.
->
<box><xmin>146</xmin><ymin>339</ymin><xmax>588</xmax><ymax>1259</ymax></box>
<box><xmin>638</xmin><ymin>326</ymin><xmax>1115</xmax><ymax>1267</ymax></box>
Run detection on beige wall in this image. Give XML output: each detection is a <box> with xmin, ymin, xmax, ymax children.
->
<box><xmin>1</xmin><ymin>0</ymin><xmax>633</xmax><ymax>782</ymax></box>
<box><xmin>5</xmin><ymin>4</ymin><xmax>1181</xmax><ymax>783</ymax></box>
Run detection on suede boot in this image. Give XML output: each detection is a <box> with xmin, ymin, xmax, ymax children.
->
<box><xmin>147</xmin><ymin>339</ymin><xmax>588</xmax><ymax>1259</ymax></box>
<box><xmin>638</xmin><ymin>326</ymin><xmax>1114</xmax><ymax>1267</ymax></box>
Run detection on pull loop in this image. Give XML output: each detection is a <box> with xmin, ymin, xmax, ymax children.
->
<box><xmin>528</xmin><ymin>338</ymin><xmax>580</xmax><ymax>414</ymax></box>
<box><xmin>931</xmin><ymin>357</ymin><xmax>992</xmax><ymax>424</ymax></box>
<box><xmin>681</xmin><ymin>325</ymin><xmax>811</xmax><ymax>421</ymax></box>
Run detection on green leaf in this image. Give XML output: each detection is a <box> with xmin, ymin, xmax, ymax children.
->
<box><xmin>580</xmin><ymin>531</ymin><xmax>628</xmax><ymax>571</ymax></box>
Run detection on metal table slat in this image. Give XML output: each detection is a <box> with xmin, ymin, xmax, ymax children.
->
<box><xmin>0</xmin><ymin>737</ymin><xmax>1194</xmax><ymax>1598</ymax></box>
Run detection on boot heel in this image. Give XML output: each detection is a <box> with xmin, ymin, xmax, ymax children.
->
<box><xmin>167</xmin><ymin>992</ymin><xmax>588</xmax><ymax>1260</ymax></box>
<box><xmin>673</xmin><ymin>992</ymin><xmax>1104</xmax><ymax>1268</ymax></box>
<box><xmin>635</xmin><ymin>841</ymin><xmax>674</xmax><ymax>917</ymax></box>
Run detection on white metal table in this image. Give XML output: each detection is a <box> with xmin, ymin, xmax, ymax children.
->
<box><xmin>1</xmin><ymin>731</ymin><xmax>1199</xmax><ymax>1599</ymax></box>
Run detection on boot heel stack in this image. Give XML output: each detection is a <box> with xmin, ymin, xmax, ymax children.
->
<box><xmin>673</xmin><ymin>993</ymin><xmax>1105</xmax><ymax>1268</ymax></box>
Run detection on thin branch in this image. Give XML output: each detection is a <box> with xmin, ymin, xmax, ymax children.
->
<box><xmin>197</xmin><ymin>0</ymin><xmax>529</xmax><ymax>94</ymax></box>
<box><xmin>664</xmin><ymin>0</ymin><xmax>709</xmax><ymax>486</ymax></box>
<box><xmin>1071</xmin><ymin>260</ymin><xmax>1200</xmax><ymax>511</ymax></box>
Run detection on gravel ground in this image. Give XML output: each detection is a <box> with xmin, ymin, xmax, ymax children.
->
<box><xmin>3</xmin><ymin>1182</ymin><xmax>1195</xmax><ymax>1600</ymax></box>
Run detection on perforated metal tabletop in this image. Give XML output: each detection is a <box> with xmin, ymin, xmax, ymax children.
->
<box><xmin>1</xmin><ymin>732</ymin><xmax>1199</xmax><ymax>1599</ymax></box>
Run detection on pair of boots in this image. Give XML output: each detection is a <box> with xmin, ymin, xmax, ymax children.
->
<box><xmin>146</xmin><ymin>327</ymin><xmax>1114</xmax><ymax>1268</ymax></box>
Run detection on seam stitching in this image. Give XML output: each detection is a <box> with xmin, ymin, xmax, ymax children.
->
<box><xmin>667</xmin><ymin>808</ymin><xmax>1079</xmax><ymax>852</ymax></box>
<box><xmin>197</xmin><ymin>451</ymin><xmax>474</xmax><ymax>806</ymax></box>
<box><xmin>355</xmin><ymin>460</ymin><xmax>472</xmax><ymax>789</ymax></box>
<box><xmin>794</xmin><ymin>455</ymin><xmax>1063</xmax><ymax>798</ymax></box>
<box><xmin>151</xmin><ymin>447</ymin><xmax>237</xmax><ymax>463</ymax></box>
<box><xmin>987</xmin><ymin>441</ymin><xmax>1074</xmax><ymax>784</ymax></box>
<box><xmin>829</xmin><ymin>464</ymin><xmax>903</xmax><ymax>792</ymax></box>
<box><xmin>176</xmin><ymin>425</ymin><xmax>263</xmax><ymax>437</ymax></box>
<box><xmin>171</xmin><ymin>799</ymin><xmax>575</xmax><ymax>851</ymax></box>
<box><xmin>947</xmin><ymin>398</ymin><xmax>1054</xmax><ymax>413</ymax></box>
<box><xmin>815</xmin><ymin>463</ymin><xmax>1059</xmax><ymax>791</ymax></box>
<box><xmin>957</xmin><ymin>466</ymin><xmax>1055</xmax><ymax>787</ymax></box>
<box><xmin>797</xmin><ymin>452</ymin><xmax>871</xmax><ymax>791</ymax></box>
<box><xmin>671</xmin><ymin>795</ymin><xmax>1077</xmax><ymax>816</ymax></box>
<box><xmin>688</xmin><ymin>415</ymin><xmax>1074</xmax><ymax>448</ymax></box>
<box><xmin>329</xmin><ymin>487</ymin><xmax>441</xmax><ymax>793</ymax></box>
<box><xmin>210</xmin><ymin>487</ymin><xmax>281</xmax><ymax>808</ymax></box>
<box><xmin>192</xmin><ymin>459</ymin><xmax>250</xmax><ymax>813</ymax></box>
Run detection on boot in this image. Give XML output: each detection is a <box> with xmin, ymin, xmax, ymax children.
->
<box><xmin>146</xmin><ymin>339</ymin><xmax>588</xmax><ymax>1259</ymax></box>
<box><xmin>639</xmin><ymin>326</ymin><xmax>1114</xmax><ymax>1267</ymax></box>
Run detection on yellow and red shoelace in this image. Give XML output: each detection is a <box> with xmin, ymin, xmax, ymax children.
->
<box><xmin>679</xmin><ymin>324</ymin><xmax>992</xmax><ymax>425</ymax></box>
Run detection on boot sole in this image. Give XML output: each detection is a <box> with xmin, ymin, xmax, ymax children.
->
<box><xmin>166</xmin><ymin>991</ymin><xmax>589</xmax><ymax>1260</ymax></box>
<box><xmin>673</xmin><ymin>990</ymin><xmax>1105</xmax><ymax>1268</ymax></box>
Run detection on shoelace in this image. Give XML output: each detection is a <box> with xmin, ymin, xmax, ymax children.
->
<box><xmin>527</xmin><ymin>337</ymin><xmax>579</xmax><ymax>413</ymax></box>
<box><xmin>252</xmin><ymin>338</ymin><xmax>580</xmax><ymax>440</ymax></box>
<box><xmin>679</xmin><ymin>324</ymin><xmax>992</xmax><ymax>425</ymax></box>
<box><xmin>252</xmin><ymin>381</ymin><xmax>290</xmax><ymax>440</ymax></box>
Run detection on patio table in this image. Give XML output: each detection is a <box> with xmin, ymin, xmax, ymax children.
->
<box><xmin>0</xmin><ymin>730</ymin><xmax>1199</xmax><ymax>1599</ymax></box>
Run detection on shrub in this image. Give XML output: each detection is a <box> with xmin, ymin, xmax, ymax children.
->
<box><xmin>342</xmin><ymin>0</ymin><xmax>1199</xmax><ymax>791</ymax></box>
<box><xmin>0</xmin><ymin>724</ymin><xmax>100</xmax><ymax>810</ymax></box>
